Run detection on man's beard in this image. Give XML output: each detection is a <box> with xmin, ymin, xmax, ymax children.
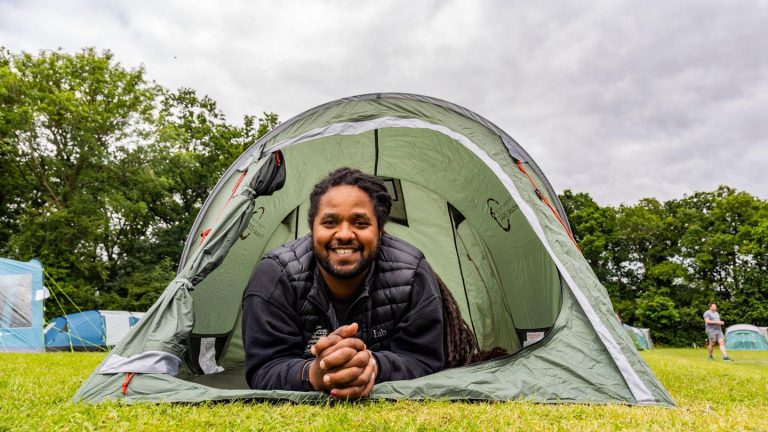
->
<box><xmin>314</xmin><ymin>239</ymin><xmax>380</xmax><ymax>280</ymax></box>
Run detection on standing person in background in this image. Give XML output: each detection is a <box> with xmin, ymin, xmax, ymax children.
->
<box><xmin>703</xmin><ymin>303</ymin><xmax>732</xmax><ymax>361</ymax></box>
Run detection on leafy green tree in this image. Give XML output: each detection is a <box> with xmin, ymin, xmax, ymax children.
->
<box><xmin>559</xmin><ymin>190</ymin><xmax>616</xmax><ymax>284</ymax></box>
<box><xmin>1</xmin><ymin>48</ymin><xmax>279</xmax><ymax>315</ymax></box>
<box><xmin>561</xmin><ymin>186</ymin><xmax>768</xmax><ymax>346</ymax></box>
<box><xmin>634</xmin><ymin>288</ymin><xmax>682</xmax><ymax>345</ymax></box>
<box><xmin>2</xmin><ymin>48</ymin><xmax>157</xmax><ymax>313</ymax></box>
<box><xmin>1</xmin><ymin>48</ymin><xmax>36</xmax><ymax>253</ymax></box>
<box><xmin>147</xmin><ymin>88</ymin><xmax>279</xmax><ymax>266</ymax></box>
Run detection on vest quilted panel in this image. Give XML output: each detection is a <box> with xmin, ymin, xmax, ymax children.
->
<box><xmin>264</xmin><ymin>233</ymin><xmax>424</xmax><ymax>353</ymax></box>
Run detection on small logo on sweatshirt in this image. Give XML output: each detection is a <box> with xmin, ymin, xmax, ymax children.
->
<box><xmin>372</xmin><ymin>328</ymin><xmax>387</xmax><ymax>339</ymax></box>
<box><xmin>304</xmin><ymin>326</ymin><xmax>328</xmax><ymax>356</ymax></box>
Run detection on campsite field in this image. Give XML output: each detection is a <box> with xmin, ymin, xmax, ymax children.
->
<box><xmin>1</xmin><ymin>349</ymin><xmax>766</xmax><ymax>431</ymax></box>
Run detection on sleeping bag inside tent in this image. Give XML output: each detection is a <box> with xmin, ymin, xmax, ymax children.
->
<box><xmin>725</xmin><ymin>324</ymin><xmax>768</xmax><ymax>350</ymax></box>
<box><xmin>74</xmin><ymin>93</ymin><xmax>673</xmax><ymax>406</ymax></box>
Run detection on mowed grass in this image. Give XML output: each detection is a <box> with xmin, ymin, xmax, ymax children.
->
<box><xmin>1</xmin><ymin>348</ymin><xmax>767</xmax><ymax>431</ymax></box>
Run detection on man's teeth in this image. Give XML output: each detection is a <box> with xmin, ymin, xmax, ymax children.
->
<box><xmin>333</xmin><ymin>248</ymin><xmax>356</xmax><ymax>255</ymax></box>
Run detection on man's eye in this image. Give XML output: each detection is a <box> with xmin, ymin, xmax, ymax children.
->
<box><xmin>353</xmin><ymin>221</ymin><xmax>370</xmax><ymax>228</ymax></box>
<box><xmin>321</xmin><ymin>221</ymin><xmax>337</xmax><ymax>227</ymax></box>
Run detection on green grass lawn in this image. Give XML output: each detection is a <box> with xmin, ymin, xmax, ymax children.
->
<box><xmin>1</xmin><ymin>348</ymin><xmax>767</xmax><ymax>431</ymax></box>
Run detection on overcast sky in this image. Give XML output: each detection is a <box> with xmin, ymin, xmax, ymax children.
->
<box><xmin>2</xmin><ymin>0</ymin><xmax>766</xmax><ymax>206</ymax></box>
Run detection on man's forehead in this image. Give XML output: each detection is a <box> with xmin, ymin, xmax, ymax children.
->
<box><xmin>318</xmin><ymin>185</ymin><xmax>374</xmax><ymax>207</ymax></box>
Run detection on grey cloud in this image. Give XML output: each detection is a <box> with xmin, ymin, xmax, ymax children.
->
<box><xmin>1</xmin><ymin>0</ymin><xmax>765</xmax><ymax>205</ymax></box>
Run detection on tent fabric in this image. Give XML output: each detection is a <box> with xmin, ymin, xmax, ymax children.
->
<box><xmin>725</xmin><ymin>324</ymin><xmax>768</xmax><ymax>350</ymax></box>
<box><xmin>0</xmin><ymin>258</ymin><xmax>45</xmax><ymax>353</ymax></box>
<box><xmin>74</xmin><ymin>93</ymin><xmax>673</xmax><ymax>406</ymax></box>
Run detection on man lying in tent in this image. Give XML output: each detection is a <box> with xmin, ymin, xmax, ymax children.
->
<box><xmin>242</xmin><ymin>168</ymin><xmax>455</xmax><ymax>399</ymax></box>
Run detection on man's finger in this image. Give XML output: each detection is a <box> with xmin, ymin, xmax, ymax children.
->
<box><xmin>311</xmin><ymin>323</ymin><xmax>359</xmax><ymax>356</ymax></box>
<box><xmin>330</xmin><ymin>361</ymin><xmax>376</xmax><ymax>400</ymax></box>
<box><xmin>356</xmin><ymin>355</ymin><xmax>376</xmax><ymax>385</ymax></box>
<box><xmin>310</xmin><ymin>334</ymin><xmax>343</xmax><ymax>356</ymax></box>
<box><xmin>359</xmin><ymin>367</ymin><xmax>376</xmax><ymax>398</ymax></box>
<box><xmin>318</xmin><ymin>346</ymin><xmax>360</xmax><ymax>371</ymax></box>
<box><xmin>323</xmin><ymin>365</ymin><xmax>364</xmax><ymax>388</ymax></box>
<box><xmin>323</xmin><ymin>348</ymin><xmax>370</xmax><ymax>371</ymax></box>
<box><xmin>330</xmin><ymin>383</ymin><xmax>368</xmax><ymax>400</ymax></box>
<box><xmin>316</xmin><ymin>338</ymin><xmax>366</xmax><ymax>365</ymax></box>
<box><xmin>326</xmin><ymin>354</ymin><xmax>375</xmax><ymax>388</ymax></box>
<box><xmin>331</xmin><ymin>322</ymin><xmax>358</xmax><ymax>338</ymax></box>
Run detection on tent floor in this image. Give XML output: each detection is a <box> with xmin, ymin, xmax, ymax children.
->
<box><xmin>185</xmin><ymin>366</ymin><xmax>251</xmax><ymax>389</ymax></box>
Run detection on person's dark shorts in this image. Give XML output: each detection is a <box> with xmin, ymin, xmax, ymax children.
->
<box><xmin>706</xmin><ymin>330</ymin><xmax>724</xmax><ymax>343</ymax></box>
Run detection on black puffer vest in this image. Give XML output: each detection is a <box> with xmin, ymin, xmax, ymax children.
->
<box><xmin>264</xmin><ymin>233</ymin><xmax>424</xmax><ymax>355</ymax></box>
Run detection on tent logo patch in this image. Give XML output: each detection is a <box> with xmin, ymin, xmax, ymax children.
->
<box><xmin>240</xmin><ymin>207</ymin><xmax>266</xmax><ymax>240</ymax></box>
<box><xmin>487</xmin><ymin>198</ymin><xmax>516</xmax><ymax>232</ymax></box>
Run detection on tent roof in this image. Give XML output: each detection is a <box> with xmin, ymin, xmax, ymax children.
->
<box><xmin>179</xmin><ymin>93</ymin><xmax>569</xmax><ymax>271</ymax></box>
<box><xmin>726</xmin><ymin>324</ymin><xmax>766</xmax><ymax>335</ymax></box>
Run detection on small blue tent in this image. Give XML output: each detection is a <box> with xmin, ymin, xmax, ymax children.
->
<box><xmin>45</xmin><ymin>310</ymin><xmax>105</xmax><ymax>351</ymax></box>
<box><xmin>0</xmin><ymin>257</ymin><xmax>45</xmax><ymax>353</ymax></box>
<box><xmin>45</xmin><ymin>310</ymin><xmax>145</xmax><ymax>351</ymax></box>
<box><xmin>725</xmin><ymin>324</ymin><xmax>768</xmax><ymax>351</ymax></box>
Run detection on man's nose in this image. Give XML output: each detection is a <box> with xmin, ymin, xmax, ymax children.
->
<box><xmin>334</xmin><ymin>224</ymin><xmax>355</xmax><ymax>242</ymax></box>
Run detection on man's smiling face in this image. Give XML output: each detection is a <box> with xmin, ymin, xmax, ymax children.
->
<box><xmin>312</xmin><ymin>185</ymin><xmax>381</xmax><ymax>285</ymax></box>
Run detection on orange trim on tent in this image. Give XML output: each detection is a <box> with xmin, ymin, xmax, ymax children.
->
<box><xmin>198</xmin><ymin>151</ymin><xmax>282</xmax><ymax>247</ymax></box>
<box><xmin>515</xmin><ymin>160</ymin><xmax>581</xmax><ymax>252</ymax></box>
<box><xmin>121</xmin><ymin>372</ymin><xmax>136</xmax><ymax>395</ymax></box>
<box><xmin>199</xmin><ymin>170</ymin><xmax>246</xmax><ymax>247</ymax></box>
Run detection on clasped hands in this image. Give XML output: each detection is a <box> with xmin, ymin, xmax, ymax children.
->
<box><xmin>307</xmin><ymin>322</ymin><xmax>377</xmax><ymax>399</ymax></box>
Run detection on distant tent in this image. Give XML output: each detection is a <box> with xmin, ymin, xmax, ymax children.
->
<box><xmin>725</xmin><ymin>324</ymin><xmax>768</xmax><ymax>351</ymax></box>
<box><xmin>623</xmin><ymin>324</ymin><xmax>652</xmax><ymax>350</ymax></box>
<box><xmin>75</xmin><ymin>93</ymin><xmax>673</xmax><ymax>406</ymax></box>
<box><xmin>45</xmin><ymin>310</ymin><xmax>145</xmax><ymax>352</ymax></box>
<box><xmin>0</xmin><ymin>258</ymin><xmax>45</xmax><ymax>353</ymax></box>
<box><xmin>638</xmin><ymin>328</ymin><xmax>654</xmax><ymax>349</ymax></box>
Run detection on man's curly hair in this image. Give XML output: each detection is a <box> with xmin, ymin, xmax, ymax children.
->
<box><xmin>307</xmin><ymin>167</ymin><xmax>392</xmax><ymax>230</ymax></box>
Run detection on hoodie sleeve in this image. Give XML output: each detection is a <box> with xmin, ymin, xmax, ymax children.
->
<box><xmin>242</xmin><ymin>258</ymin><xmax>309</xmax><ymax>391</ymax></box>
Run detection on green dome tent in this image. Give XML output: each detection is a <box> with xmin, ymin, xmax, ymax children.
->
<box><xmin>74</xmin><ymin>93</ymin><xmax>673</xmax><ymax>406</ymax></box>
<box><xmin>725</xmin><ymin>324</ymin><xmax>768</xmax><ymax>350</ymax></box>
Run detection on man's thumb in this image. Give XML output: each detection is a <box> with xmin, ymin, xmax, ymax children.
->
<box><xmin>332</xmin><ymin>322</ymin><xmax>358</xmax><ymax>338</ymax></box>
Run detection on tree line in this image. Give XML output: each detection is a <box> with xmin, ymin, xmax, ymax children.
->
<box><xmin>2</xmin><ymin>48</ymin><xmax>766</xmax><ymax>347</ymax></box>
<box><xmin>1</xmin><ymin>48</ymin><xmax>278</xmax><ymax>313</ymax></box>
<box><xmin>559</xmin><ymin>188</ymin><xmax>768</xmax><ymax>346</ymax></box>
